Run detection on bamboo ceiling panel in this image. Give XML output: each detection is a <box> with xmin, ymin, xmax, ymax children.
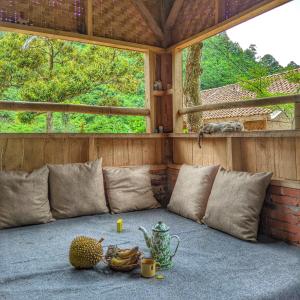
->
<box><xmin>171</xmin><ymin>0</ymin><xmax>216</xmax><ymax>44</ymax></box>
<box><xmin>0</xmin><ymin>0</ymin><xmax>285</xmax><ymax>49</ymax></box>
<box><xmin>170</xmin><ymin>0</ymin><xmax>272</xmax><ymax>46</ymax></box>
<box><xmin>224</xmin><ymin>0</ymin><xmax>265</xmax><ymax>19</ymax></box>
<box><xmin>92</xmin><ymin>0</ymin><xmax>160</xmax><ymax>46</ymax></box>
<box><xmin>0</xmin><ymin>0</ymin><xmax>86</xmax><ymax>33</ymax></box>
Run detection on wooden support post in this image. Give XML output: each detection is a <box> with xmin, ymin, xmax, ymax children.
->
<box><xmin>144</xmin><ymin>51</ymin><xmax>157</xmax><ymax>133</ymax></box>
<box><xmin>294</xmin><ymin>103</ymin><xmax>300</xmax><ymax>129</ymax></box>
<box><xmin>160</xmin><ymin>53</ymin><xmax>173</xmax><ymax>132</ymax></box>
<box><xmin>172</xmin><ymin>49</ymin><xmax>183</xmax><ymax>133</ymax></box>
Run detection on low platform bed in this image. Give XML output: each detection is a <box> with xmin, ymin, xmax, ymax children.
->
<box><xmin>1</xmin><ymin>209</ymin><xmax>299</xmax><ymax>300</ymax></box>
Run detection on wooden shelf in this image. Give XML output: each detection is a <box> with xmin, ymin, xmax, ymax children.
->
<box><xmin>153</xmin><ymin>90</ymin><xmax>165</xmax><ymax>96</ymax></box>
<box><xmin>153</xmin><ymin>89</ymin><xmax>173</xmax><ymax>96</ymax></box>
<box><xmin>166</xmin><ymin>88</ymin><xmax>173</xmax><ymax>95</ymax></box>
<box><xmin>168</xmin><ymin>130</ymin><xmax>300</xmax><ymax>138</ymax></box>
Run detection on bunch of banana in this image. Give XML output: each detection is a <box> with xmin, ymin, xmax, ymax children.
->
<box><xmin>106</xmin><ymin>246</ymin><xmax>141</xmax><ymax>271</ymax></box>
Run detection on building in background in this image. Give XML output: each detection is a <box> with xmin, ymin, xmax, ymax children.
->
<box><xmin>201</xmin><ymin>68</ymin><xmax>300</xmax><ymax>130</ymax></box>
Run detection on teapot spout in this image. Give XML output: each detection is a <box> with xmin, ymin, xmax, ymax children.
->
<box><xmin>138</xmin><ymin>226</ymin><xmax>152</xmax><ymax>249</ymax></box>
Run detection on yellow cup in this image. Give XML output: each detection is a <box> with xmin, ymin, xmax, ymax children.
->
<box><xmin>141</xmin><ymin>258</ymin><xmax>160</xmax><ymax>278</ymax></box>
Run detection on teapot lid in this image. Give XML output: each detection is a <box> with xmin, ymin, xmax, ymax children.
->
<box><xmin>152</xmin><ymin>221</ymin><xmax>169</xmax><ymax>232</ymax></box>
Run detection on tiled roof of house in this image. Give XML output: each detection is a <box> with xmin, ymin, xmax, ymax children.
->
<box><xmin>201</xmin><ymin>68</ymin><xmax>300</xmax><ymax>120</ymax></box>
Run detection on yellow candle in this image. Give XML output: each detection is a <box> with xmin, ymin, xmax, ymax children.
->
<box><xmin>117</xmin><ymin>218</ymin><xmax>123</xmax><ymax>233</ymax></box>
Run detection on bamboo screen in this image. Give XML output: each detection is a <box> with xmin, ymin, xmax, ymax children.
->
<box><xmin>0</xmin><ymin>0</ymin><xmax>86</xmax><ymax>33</ymax></box>
<box><xmin>92</xmin><ymin>0</ymin><xmax>160</xmax><ymax>46</ymax></box>
<box><xmin>0</xmin><ymin>0</ymin><xmax>273</xmax><ymax>47</ymax></box>
<box><xmin>225</xmin><ymin>0</ymin><xmax>264</xmax><ymax>19</ymax></box>
<box><xmin>171</xmin><ymin>0</ymin><xmax>216</xmax><ymax>44</ymax></box>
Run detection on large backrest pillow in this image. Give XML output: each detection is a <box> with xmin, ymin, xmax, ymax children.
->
<box><xmin>203</xmin><ymin>168</ymin><xmax>272</xmax><ymax>241</ymax></box>
<box><xmin>103</xmin><ymin>166</ymin><xmax>160</xmax><ymax>213</ymax></box>
<box><xmin>48</xmin><ymin>159</ymin><xmax>108</xmax><ymax>219</ymax></box>
<box><xmin>0</xmin><ymin>166</ymin><xmax>53</xmax><ymax>229</ymax></box>
<box><xmin>168</xmin><ymin>164</ymin><xmax>219</xmax><ymax>223</ymax></box>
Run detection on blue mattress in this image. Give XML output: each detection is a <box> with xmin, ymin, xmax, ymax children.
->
<box><xmin>0</xmin><ymin>209</ymin><xmax>299</xmax><ymax>300</ymax></box>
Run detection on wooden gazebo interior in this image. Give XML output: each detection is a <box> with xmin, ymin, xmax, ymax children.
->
<box><xmin>0</xmin><ymin>0</ymin><xmax>299</xmax><ymax>246</ymax></box>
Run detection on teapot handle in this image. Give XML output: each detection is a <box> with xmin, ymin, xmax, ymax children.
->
<box><xmin>170</xmin><ymin>235</ymin><xmax>180</xmax><ymax>258</ymax></box>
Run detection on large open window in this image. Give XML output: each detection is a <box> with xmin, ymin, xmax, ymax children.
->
<box><xmin>0</xmin><ymin>32</ymin><xmax>147</xmax><ymax>133</ymax></box>
<box><xmin>182</xmin><ymin>0</ymin><xmax>300</xmax><ymax>132</ymax></box>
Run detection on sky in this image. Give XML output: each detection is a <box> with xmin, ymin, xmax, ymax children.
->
<box><xmin>226</xmin><ymin>0</ymin><xmax>300</xmax><ymax>66</ymax></box>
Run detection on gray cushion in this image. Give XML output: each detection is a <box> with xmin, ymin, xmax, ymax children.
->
<box><xmin>0</xmin><ymin>166</ymin><xmax>53</xmax><ymax>229</ymax></box>
<box><xmin>48</xmin><ymin>159</ymin><xmax>108</xmax><ymax>219</ymax></box>
<box><xmin>103</xmin><ymin>166</ymin><xmax>160</xmax><ymax>213</ymax></box>
<box><xmin>168</xmin><ymin>164</ymin><xmax>219</xmax><ymax>222</ymax></box>
<box><xmin>203</xmin><ymin>168</ymin><xmax>272</xmax><ymax>241</ymax></box>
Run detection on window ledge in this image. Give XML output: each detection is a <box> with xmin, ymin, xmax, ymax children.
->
<box><xmin>168</xmin><ymin>130</ymin><xmax>300</xmax><ymax>138</ymax></box>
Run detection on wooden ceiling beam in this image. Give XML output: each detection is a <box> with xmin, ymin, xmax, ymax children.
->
<box><xmin>0</xmin><ymin>21</ymin><xmax>165</xmax><ymax>53</ymax></box>
<box><xmin>165</xmin><ymin>0</ymin><xmax>184</xmax><ymax>30</ymax></box>
<box><xmin>131</xmin><ymin>0</ymin><xmax>164</xmax><ymax>41</ymax></box>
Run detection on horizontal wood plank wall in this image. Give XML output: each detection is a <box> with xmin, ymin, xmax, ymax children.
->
<box><xmin>0</xmin><ymin>135</ymin><xmax>165</xmax><ymax>172</ymax></box>
<box><xmin>173</xmin><ymin>136</ymin><xmax>300</xmax><ymax>181</ymax></box>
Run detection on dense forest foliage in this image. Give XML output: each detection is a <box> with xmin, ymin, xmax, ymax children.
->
<box><xmin>0</xmin><ymin>32</ymin><xmax>298</xmax><ymax>133</ymax></box>
<box><xmin>190</xmin><ymin>32</ymin><xmax>298</xmax><ymax>90</ymax></box>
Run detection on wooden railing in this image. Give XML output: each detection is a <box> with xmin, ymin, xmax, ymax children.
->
<box><xmin>0</xmin><ymin>101</ymin><xmax>149</xmax><ymax>116</ymax></box>
<box><xmin>177</xmin><ymin>94</ymin><xmax>300</xmax><ymax>129</ymax></box>
<box><xmin>178</xmin><ymin>94</ymin><xmax>300</xmax><ymax>115</ymax></box>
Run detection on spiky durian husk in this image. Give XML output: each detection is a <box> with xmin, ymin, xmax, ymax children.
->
<box><xmin>69</xmin><ymin>236</ymin><xmax>103</xmax><ymax>269</ymax></box>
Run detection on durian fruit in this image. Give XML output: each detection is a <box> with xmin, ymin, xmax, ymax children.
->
<box><xmin>69</xmin><ymin>236</ymin><xmax>104</xmax><ymax>269</ymax></box>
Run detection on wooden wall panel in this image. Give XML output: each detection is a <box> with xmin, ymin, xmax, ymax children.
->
<box><xmin>0</xmin><ymin>135</ymin><xmax>165</xmax><ymax>172</ymax></box>
<box><xmin>173</xmin><ymin>137</ymin><xmax>227</xmax><ymax>167</ymax></box>
<box><xmin>1</xmin><ymin>134</ymin><xmax>299</xmax><ymax>182</ymax></box>
<box><xmin>3</xmin><ymin>139</ymin><xmax>24</xmax><ymax>171</ymax></box>
<box><xmin>213</xmin><ymin>138</ymin><xmax>228</xmax><ymax>168</ymax></box>
<box><xmin>172</xmin><ymin>136</ymin><xmax>300</xmax><ymax>181</ymax></box>
<box><xmin>202</xmin><ymin>139</ymin><xmax>215</xmax><ymax>166</ymax></box>
<box><xmin>96</xmin><ymin>138</ymin><xmax>113</xmax><ymax>166</ymax></box>
<box><xmin>173</xmin><ymin>138</ymin><xmax>193</xmax><ymax>164</ymax></box>
<box><xmin>142</xmin><ymin>139</ymin><xmax>156</xmax><ymax>165</ymax></box>
<box><xmin>128</xmin><ymin>139</ymin><xmax>143</xmax><ymax>165</ymax></box>
<box><xmin>23</xmin><ymin>139</ymin><xmax>45</xmax><ymax>172</ymax></box>
<box><xmin>274</xmin><ymin>137</ymin><xmax>297</xmax><ymax>180</ymax></box>
<box><xmin>192</xmin><ymin>139</ymin><xmax>203</xmax><ymax>165</ymax></box>
<box><xmin>255</xmin><ymin>138</ymin><xmax>275</xmax><ymax>174</ymax></box>
<box><xmin>240</xmin><ymin>138</ymin><xmax>257</xmax><ymax>173</ymax></box>
<box><xmin>113</xmin><ymin>139</ymin><xmax>129</xmax><ymax>166</ymax></box>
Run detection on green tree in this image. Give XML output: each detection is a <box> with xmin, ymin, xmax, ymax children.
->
<box><xmin>0</xmin><ymin>32</ymin><xmax>145</xmax><ymax>133</ymax></box>
<box><xmin>239</xmin><ymin>63</ymin><xmax>295</xmax><ymax>122</ymax></box>
<box><xmin>286</xmin><ymin>61</ymin><xmax>300</xmax><ymax>69</ymax></box>
<box><xmin>260</xmin><ymin>54</ymin><xmax>283</xmax><ymax>74</ymax></box>
<box><xmin>199</xmin><ymin>33</ymin><xmax>258</xmax><ymax>89</ymax></box>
